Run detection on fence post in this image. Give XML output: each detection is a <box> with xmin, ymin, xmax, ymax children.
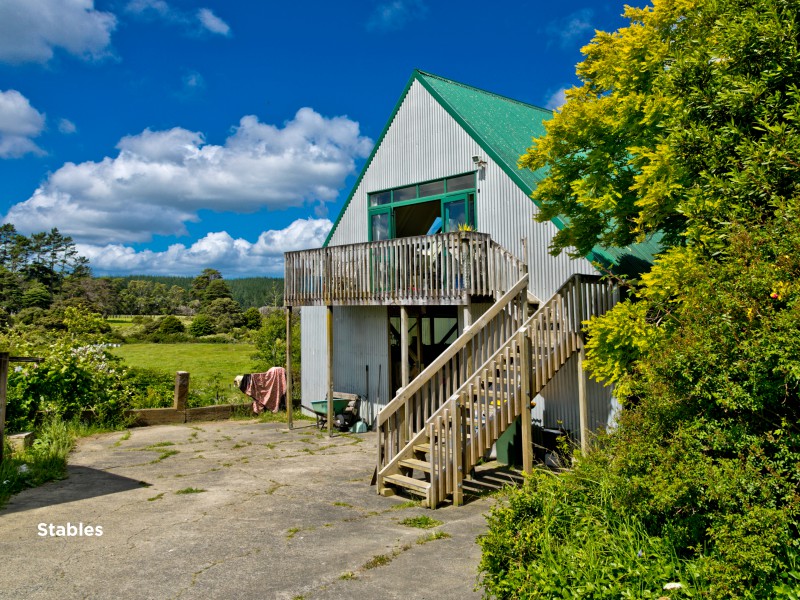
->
<box><xmin>0</xmin><ymin>352</ymin><xmax>8</xmax><ymax>463</ymax></box>
<box><xmin>174</xmin><ymin>371</ymin><xmax>189</xmax><ymax>417</ymax></box>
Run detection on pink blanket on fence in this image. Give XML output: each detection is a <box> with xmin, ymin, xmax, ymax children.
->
<box><xmin>246</xmin><ymin>367</ymin><xmax>286</xmax><ymax>414</ymax></box>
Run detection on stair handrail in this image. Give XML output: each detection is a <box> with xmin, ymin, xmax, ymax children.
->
<box><xmin>376</xmin><ymin>274</ymin><xmax>529</xmax><ymax>471</ymax></box>
<box><xmin>377</xmin><ymin>274</ymin><xmax>529</xmax><ymax>425</ymax></box>
<box><xmin>377</xmin><ymin>273</ymin><xmax>619</xmax><ymax>506</ymax></box>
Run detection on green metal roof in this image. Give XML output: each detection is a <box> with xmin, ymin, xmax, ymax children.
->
<box><xmin>324</xmin><ymin>70</ymin><xmax>661</xmax><ymax>270</ymax></box>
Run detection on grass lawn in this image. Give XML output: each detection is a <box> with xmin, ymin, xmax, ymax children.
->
<box><xmin>110</xmin><ymin>343</ymin><xmax>257</xmax><ymax>406</ymax></box>
<box><xmin>110</xmin><ymin>343</ymin><xmax>255</xmax><ymax>378</ymax></box>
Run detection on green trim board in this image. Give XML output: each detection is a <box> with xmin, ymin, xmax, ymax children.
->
<box><xmin>324</xmin><ymin>69</ymin><xmax>661</xmax><ymax>269</ymax></box>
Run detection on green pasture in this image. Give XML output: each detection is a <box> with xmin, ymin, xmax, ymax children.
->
<box><xmin>110</xmin><ymin>343</ymin><xmax>256</xmax><ymax>406</ymax></box>
<box><xmin>110</xmin><ymin>342</ymin><xmax>255</xmax><ymax>378</ymax></box>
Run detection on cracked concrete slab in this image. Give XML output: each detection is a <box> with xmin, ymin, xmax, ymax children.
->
<box><xmin>0</xmin><ymin>419</ymin><xmax>498</xmax><ymax>600</ymax></box>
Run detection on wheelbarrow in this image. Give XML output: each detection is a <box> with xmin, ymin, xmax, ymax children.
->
<box><xmin>311</xmin><ymin>392</ymin><xmax>361</xmax><ymax>430</ymax></box>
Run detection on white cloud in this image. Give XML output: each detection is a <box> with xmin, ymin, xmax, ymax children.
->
<box><xmin>546</xmin><ymin>9</ymin><xmax>594</xmax><ymax>48</ymax></box>
<box><xmin>59</xmin><ymin>118</ymin><xmax>78</xmax><ymax>134</ymax></box>
<box><xmin>545</xmin><ymin>88</ymin><xmax>568</xmax><ymax>111</ymax></box>
<box><xmin>125</xmin><ymin>1</ymin><xmax>231</xmax><ymax>37</ymax></box>
<box><xmin>78</xmin><ymin>218</ymin><xmax>332</xmax><ymax>276</ymax></box>
<box><xmin>366</xmin><ymin>0</ymin><xmax>428</xmax><ymax>33</ymax></box>
<box><xmin>0</xmin><ymin>0</ymin><xmax>116</xmax><ymax>64</ymax></box>
<box><xmin>0</xmin><ymin>90</ymin><xmax>46</xmax><ymax>158</ymax></box>
<box><xmin>197</xmin><ymin>8</ymin><xmax>230</xmax><ymax>36</ymax></box>
<box><xmin>4</xmin><ymin>108</ymin><xmax>372</xmax><ymax>244</ymax></box>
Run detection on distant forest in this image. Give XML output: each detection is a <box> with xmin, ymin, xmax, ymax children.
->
<box><xmin>113</xmin><ymin>275</ymin><xmax>284</xmax><ymax>309</ymax></box>
<box><xmin>0</xmin><ymin>223</ymin><xmax>285</xmax><ymax>319</ymax></box>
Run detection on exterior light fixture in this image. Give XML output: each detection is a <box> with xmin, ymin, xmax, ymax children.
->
<box><xmin>472</xmin><ymin>155</ymin><xmax>487</xmax><ymax>168</ymax></box>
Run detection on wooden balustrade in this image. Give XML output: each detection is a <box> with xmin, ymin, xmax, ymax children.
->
<box><xmin>376</xmin><ymin>275</ymin><xmax>529</xmax><ymax>479</ymax></box>
<box><xmin>284</xmin><ymin>232</ymin><xmax>525</xmax><ymax>307</ymax></box>
<box><xmin>377</xmin><ymin>273</ymin><xmax>621</xmax><ymax>507</ymax></box>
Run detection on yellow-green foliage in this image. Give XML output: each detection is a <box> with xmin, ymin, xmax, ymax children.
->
<box><xmin>483</xmin><ymin>0</ymin><xmax>800</xmax><ymax>597</ymax></box>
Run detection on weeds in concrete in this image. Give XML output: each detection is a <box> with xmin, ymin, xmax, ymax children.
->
<box><xmin>416</xmin><ymin>531</ymin><xmax>451</xmax><ymax>544</ymax></box>
<box><xmin>286</xmin><ymin>527</ymin><xmax>301</xmax><ymax>539</ymax></box>
<box><xmin>390</xmin><ymin>500</ymin><xmax>421</xmax><ymax>510</ymax></box>
<box><xmin>175</xmin><ymin>487</ymin><xmax>206</xmax><ymax>494</ymax></box>
<box><xmin>147</xmin><ymin>493</ymin><xmax>165</xmax><ymax>502</ymax></box>
<box><xmin>339</xmin><ymin>571</ymin><xmax>357</xmax><ymax>580</ymax></box>
<box><xmin>113</xmin><ymin>430</ymin><xmax>132</xmax><ymax>447</ymax></box>
<box><xmin>400</xmin><ymin>516</ymin><xmax>443</xmax><ymax>529</ymax></box>
<box><xmin>362</xmin><ymin>544</ymin><xmax>412</xmax><ymax>570</ymax></box>
<box><xmin>150</xmin><ymin>449</ymin><xmax>179</xmax><ymax>463</ymax></box>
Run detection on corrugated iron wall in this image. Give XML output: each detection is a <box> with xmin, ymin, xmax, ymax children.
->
<box><xmin>300</xmin><ymin>306</ymin><xmax>389</xmax><ymax>427</ymax></box>
<box><xmin>533</xmin><ymin>353</ymin><xmax>619</xmax><ymax>436</ymax></box>
<box><xmin>333</xmin><ymin>306</ymin><xmax>389</xmax><ymax>426</ymax></box>
<box><xmin>328</xmin><ymin>80</ymin><xmax>483</xmax><ymax>248</ymax></box>
<box><xmin>300</xmin><ymin>306</ymin><xmax>328</xmax><ymax>409</ymax></box>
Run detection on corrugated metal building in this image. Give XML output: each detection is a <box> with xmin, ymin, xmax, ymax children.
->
<box><xmin>287</xmin><ymin>70</ymin><xmax>657</xmax><ymax>438</ymax></box>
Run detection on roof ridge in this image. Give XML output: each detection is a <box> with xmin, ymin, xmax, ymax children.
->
<box><xmin>414</xmin><ymin>69</ymin><xmax>553</xmax><ymax>115</ymax></box>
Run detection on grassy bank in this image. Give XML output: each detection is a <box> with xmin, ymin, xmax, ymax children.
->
<box><xmin>110</xmin><ymin>343</ymin><xmax>256</xmax><ymax>407</ymax></box>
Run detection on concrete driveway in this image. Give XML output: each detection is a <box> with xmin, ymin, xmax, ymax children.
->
<box><xmin>0</xmin><ymin>419</ymin><xmax>513</xmax><ymax>600</ymax></box>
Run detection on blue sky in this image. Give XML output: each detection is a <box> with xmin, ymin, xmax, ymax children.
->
<box><xmin>0</xmin><ymin>0</ymin><xmax>629</xmax><ymax>277</ymax></box>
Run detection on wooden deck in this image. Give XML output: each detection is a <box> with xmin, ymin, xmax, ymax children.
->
<box><xmin>284</xmin><ymin>231</ymin><xmax>524</xmax><ymax>307</ymax></box>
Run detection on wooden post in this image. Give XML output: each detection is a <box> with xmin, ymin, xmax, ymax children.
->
<box><xmin>327</xmin><ymin>305</ymin><xmax>334</xmax><ymax>437</ymax></box>
<box><xmin>0</xmin><ymin>352</ymin><xmax>8</xmax><ymax>463</ymax></box>
<box><xmin>519</xmin><ymin>330</ymin><xmax>534</xmax><ymax>474</ymax></box>
<box><xmin>400</xmin><ymin>306</ymin><xmax>409</xmax><ymax>389</ymax></box>
<box><xmin>286</xmin><ymin>306</ymin><xmax>293</xmax><ymax>430</ymax></box>
<box><xmin>463</xmin><ymin>299</ymin><xmax>473</xmax><ymax>380</ymax></box>
<box><xmin>575</xmin><ymin>275</ymin><xmax>589</xmax><ymax>454</ymax></box>
<box><xmin>173</xmin><ymin>371</ymin><xmax>189</xmax><ymax>413</ymax></box>
<box><xmin>416</xmin><ymin>312</ymin><xmax>423</xmax><ymax>373</ymax></box>
<box><xmin>578</xmin><ymin>346</ymin><xmax>589</xmax><ymax>454</ymax></box>
<box><xmin>451</xmin><ymin>399</ymin><xmax>463</xmax><ymax>506</ymax></box>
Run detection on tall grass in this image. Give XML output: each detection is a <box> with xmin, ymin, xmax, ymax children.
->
<box><xmin>478</xmin><ymin>464</ymin><xmax>703</xmax><ymax>599</ymax></box>
<box><xmin>0</xmin><ymin>417</ymin><xmax>75</xmax><ymax>508</ymax></box>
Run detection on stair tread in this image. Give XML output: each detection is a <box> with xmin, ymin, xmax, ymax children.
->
<box><xmin>384</xmin><ymin>473</ymin><xmax>431</xmax><ymax>493</ymax></box>
<box><xmin>399</xmin><ymin>457</ymin><xmax>431</xmax><ymax>472</ymax></box>
<box><xmin>413</xmin><ymin>442</ymin><xmax>431</xmax><ymax>453</ymax></box>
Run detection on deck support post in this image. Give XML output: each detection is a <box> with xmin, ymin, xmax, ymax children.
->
<box><xmin>327</xmin><ymin>305</ymin><xmax>334</xmax><ymax>437</ymax></box>
<box><xmin>519</xmin><ymin>286</ymin><xmax>533</xmax><ymax>474</ymax></box>
<box><xmin>578</xmin><ymin>345</ymin><xmax>589</xmax><ymax>454</ymax></box>
<box><xmin>286</xmin><ymin>306</ymin><xmax>293</xmax><ymax>430</ymax></box>
<box><xmin>400</xmin><ymin>306</ymin><xmax>409</xmax><ymax>389</ymax></box>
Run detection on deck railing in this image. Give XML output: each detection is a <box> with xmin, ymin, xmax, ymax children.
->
<box><xmin>284</xmin><ymin>232</ymin><xmax>525</xmax><ymax>306</ymax></box>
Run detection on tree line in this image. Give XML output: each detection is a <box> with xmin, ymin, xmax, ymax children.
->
<box><xmin>0</xmin><ymin>224</ymin><xmax>284</xmax><ymax>325</ymax></box>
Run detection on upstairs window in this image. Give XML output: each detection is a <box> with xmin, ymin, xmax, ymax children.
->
<box><xmin>367</xmin><ymin>173</ymin><xmax>477</xmax><ymax>240</ymax></box>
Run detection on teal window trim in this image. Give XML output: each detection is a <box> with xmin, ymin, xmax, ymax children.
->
<box><xmin>367</xmin><ymin>172</ymin><xmax>477</xmax><ymax>239</ymax></box>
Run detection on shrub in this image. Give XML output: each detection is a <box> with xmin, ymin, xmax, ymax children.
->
<box><xmin>158</xmin><ymin>315</ymin><xmax>185</xmax><ymax>334</ymax></box>
<box><xmin>189</xmin><ymin>314</ymin><xmax>215</xmax><ymax>337</ymax></box>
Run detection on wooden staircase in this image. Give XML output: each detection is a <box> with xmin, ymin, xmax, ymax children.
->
<box><xmin>376</xmin><ymin>273</ymin><xmax>619</xmax><ymax>508</ymax></box>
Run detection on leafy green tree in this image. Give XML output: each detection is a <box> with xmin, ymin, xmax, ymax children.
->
<box><xmin>485</xmin><ymin>0</ymin><xmax>800</xmax><ymax>598</ymax></box>
<box><xmin>188</xmin><ymin>314</ymin><xmax>215</xmax><ymax>337</ymax></box>
<box><xmin>20</xmin><ymin>282</ymin><xmax>51</xmax><ymax>309</ymax></box>
<box><xmin>242</xmin><ymin>307</ymin><xmax>262</xmax><ymax>330</ymax></box>
<box><xmin>201</xmin><ymin>297</ymin><xmax>245</xmax><ymax>333</ymax></box>
<box><xmin>190</xmin><ymin>268</ymin><xmax>223</xmax><ymax>301</ymax></box>
<box><xmin>203</xmin><ymin>278</ymin><xmax>233</xmax><ymax>304</ymax></box>
<box><xmin>157</xmin><ymin>315</ymin><xmax>185</xmax><ymax>335</ymax></box>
